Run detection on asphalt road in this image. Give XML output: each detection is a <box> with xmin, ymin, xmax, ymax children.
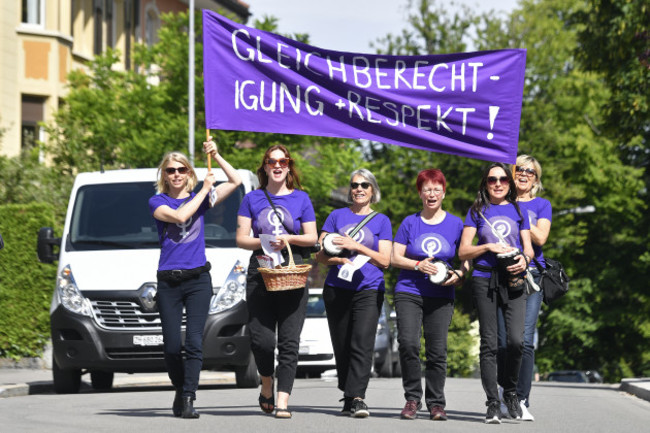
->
<box><xmin>1</xmin><ymin>376</ymin><xmax>648</xmax><ymax>433</ymax></box>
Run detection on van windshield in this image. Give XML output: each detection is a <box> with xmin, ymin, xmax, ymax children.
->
<box><xmin>67</xmin><ymin>182</ymin><xmax>244</xmax><ymax>251</ymax></box>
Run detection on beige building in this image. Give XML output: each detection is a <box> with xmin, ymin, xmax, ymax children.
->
<box><xmin>0</xmin><ymin>0</ymin><xmax>250</xmax><ymax>157</ymax></box>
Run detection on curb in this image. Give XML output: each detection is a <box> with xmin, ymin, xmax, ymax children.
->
<box><xmin>1</xmin><ymin>372</ymin><xmax>235</xmax><ymax>399</ymax></box>
<box><xmin>620</xmin><ymin>378</ymin><xmax>650</xmax><ymax>402</ymax></box>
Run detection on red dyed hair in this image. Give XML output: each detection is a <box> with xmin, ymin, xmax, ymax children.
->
<box><xmin>416</xmin><ymin>169</ymin><xmax>447</xmax><ymax>193</ymax></box>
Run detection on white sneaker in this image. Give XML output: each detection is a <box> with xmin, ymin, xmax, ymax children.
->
<box><xmin>497</xmin><ymin>386</ymin><xmax>509</xmax><ymax>418</ymax></box>
<box><xmin>519</xmin><ymin>401</ymin><xmax>535</xmax><ymax>421</ymax></box>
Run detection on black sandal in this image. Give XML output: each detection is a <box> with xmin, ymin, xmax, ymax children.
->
<box><xmin>275</xmin><ymin>407</ymin><xmax>292</xmax><ymax>419</ymax></box>
<box><xmin>259</xmin><ymin>392</ymin><xmax>275</xmax><ymax>414</ymax></box>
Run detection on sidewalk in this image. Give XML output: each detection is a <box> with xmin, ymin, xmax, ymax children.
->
<box><xmin>0</xmin><ymin>368</ymin><xmax>236</xmax><ymax>398</ymax></box>
<box><xmin>1</xmin><ymin>365</ymin><xmax>649</xmax><ymax>401</ymax></box>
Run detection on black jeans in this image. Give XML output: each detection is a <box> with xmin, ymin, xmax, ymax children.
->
<box><xmin>246</xmin><ymin>261</ymin><xmax>308</xmax><ymax>395</ymax></box>
<box><xmin>323</xmin><ymin>285</ymin><xmax>384</xmax><ymax>399</ymax></box>
<box><xmin>497</xmin><ymin>268</ymin><xmax>542</xmax><ymax>404</ymax></box>
<box><xmin>157</xmin><ymin>271</ymin><xmax>213</xmax><ymax>399</ymax></box>
<box><xmin>395</xmin><ymin>292</ymin><xmax>454</xmax><ymax>409</ymax></box>
<box><xmin>472</xmin><ymin>276</ymin><xmax>526</xmax><ymax>404</ymax></box>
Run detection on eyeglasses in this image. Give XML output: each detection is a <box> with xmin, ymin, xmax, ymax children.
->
<box><xmin>422</xmin><ymin>188</ymin><xmax>444</xmax><ymax>196</ymax></box>
<box><xmin>165</xmin><ymin>166</ymin><xmax>189</xmax><ymax>175</ymax></box>
<box><xmin>266</xmin><ymin>158</ymin><xmax>291</xmax><ymax>167</ymax></box>
<box><xmin>350</xmin><ymin>182</ymin><xmax>371</xmax><ymax>189</ymax></box>
<box><xmin>516</xmin><ymin>166</ymin><xmax>537</xmax><ymax>177</ymax></box>
<box><xmin>487</xmin><ymin>176</ymin><xmax>509</xmax><ymax>185</ymax></box>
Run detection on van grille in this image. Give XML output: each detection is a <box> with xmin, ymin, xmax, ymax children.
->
<box><xmin>91</xmin><ymin>300</ymin><xmax>186</xmax><ymax>330</ymax></box>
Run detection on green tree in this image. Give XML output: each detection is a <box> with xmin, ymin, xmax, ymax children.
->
<box><xmin>372</xmin><ymin>0</ymin><xmax>647</xmax><ymax>381</ymax></box>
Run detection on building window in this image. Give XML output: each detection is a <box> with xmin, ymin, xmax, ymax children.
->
<box><xmin>94</xmin><ymin>0</ymin><xmax>103</xmax><ymax>55</ymax></box>
<box><xmin>145</xmin><ymin>8</ymin><xmax>160</xmax><ymax>47</ymax></box>
<box><xmin>106</xmin><ymin>0</ymin><xmax>114</xmax><ymax>49</ymax></box>
<box><xmin>22</xmin><ymin>0</ymin><xmax>44</xmax><ymax>26</ymax></box>
<box><xmin>21</xmin><ymin>95</ymin><xmax>45</xmax><ymax>151</ymax></box>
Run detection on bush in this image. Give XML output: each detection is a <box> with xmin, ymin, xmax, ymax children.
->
<box><xmin>0</xmin><ymin>203</ymin><xmax>57</xmax><ymax>358</ymax></box>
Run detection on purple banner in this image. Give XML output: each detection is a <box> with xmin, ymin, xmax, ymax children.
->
<box><xmin>203</xmin><ymin>10</ymin><xmax>526</xmax><ymax>163</ymax></box>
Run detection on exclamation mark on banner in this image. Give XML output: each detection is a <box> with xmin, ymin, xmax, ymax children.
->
<box><xmin>488</xmin><ymin>106</ymin><xmax>500</xmax><ymax>140</ymax></box>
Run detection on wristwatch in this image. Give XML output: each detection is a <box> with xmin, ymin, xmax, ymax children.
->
<box><xmin>414</xmin><ymin>261</ymin><xmax>421</xmax><ymax>272</ymax></box>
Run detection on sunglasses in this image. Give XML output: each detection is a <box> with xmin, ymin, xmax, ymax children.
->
<box><xmin>516</xmin><ymin>166</ymin><xmax>537</xmax><ymax>177</ymax></box>
<box><xmin>165</xmin><ymin>166</ymin><xmax>189</xmax><ymax>175</ymax></box>
<box><xmin>350</xmin><ymin>182</ymin><xmax>371</xmax><ymax>189</ymax></box>
<box><xmin>266</xmin><ymin>158</ymin><xmax>291</xmax><ymax>167</ymax></box>
<box><xmin>487</xmin><ymin>176</ymin><xmax>509</xmax><ymax>185</ymax></box>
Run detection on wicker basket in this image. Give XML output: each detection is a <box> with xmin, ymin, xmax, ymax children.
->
<box><xmin>258</xmin><ymin>243</ymin><xmax>312</xmax><ymax>291</ymax></box>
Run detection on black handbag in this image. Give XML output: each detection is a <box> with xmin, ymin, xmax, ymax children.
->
<box><xmin>532</xmin><ymin>257</ymin><xmax>570</xmax><ymax>305</ymax></box>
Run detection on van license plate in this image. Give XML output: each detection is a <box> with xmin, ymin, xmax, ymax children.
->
<box><xmin>133</xmin><ymin>335</ymin><xmax>163</xmax><ymax>346</ymax></box>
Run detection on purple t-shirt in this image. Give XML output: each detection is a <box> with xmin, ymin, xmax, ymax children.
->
<box><xmin>238</xmin><ymin>189</ymin><xmax>316</xmax><ymax>237</ymax></box>
<box><xmin>394</xmin><ymin>212</ymin><xmax>463</xmax><ymax>299</ymax></box>
<box><xmin>519</xmin><ymin>197</ymin><xmax>552</xmax><ymax>268</ymax></box>
<box><xmin>322</xmin><ymin>207</ymin><xmax>393</xmax><ymax>292</ymax></box>
<box><xmin>464</xmin><ymin>203</ymin><xmax>530</xmax><ymax>278</ymax></box>
<box><xmin>149</xmin><ymin>192</ymin><xmax>210</xmax><ymax>271</ymax></box>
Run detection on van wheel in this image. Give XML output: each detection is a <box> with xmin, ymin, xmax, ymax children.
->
<box><xmin>52</xmin><ymin>353</ymin><xmax>81</xmax><ymax>394</ymax></box>
<box><xmin>235</xmin><ymin>353</ymin><xmax>260</xmax><ymax>388</ymax></box>
<box><xmin>91</xmin><ymin>371</ymin><xmax>114</xmax><ymax>390</ymax></box>
<box><xmin>377</xmin><ymin>349</ymin><xmax>393</xmax><ymax>378</ymax></box>
<box><xmin>392</xmin><ymin>354</ymin><xmax>402</xmax><ymax>377</ymax></box>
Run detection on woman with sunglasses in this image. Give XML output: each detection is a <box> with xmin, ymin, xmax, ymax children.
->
<box><xmin>149</xmin><ymin>139</ymin><xmax>241</xmax><ymax>418</ymax></box>
<box><xmin>315</xmin><ymin>169</ymin><xmax>392</xmax><ymax>418</ymax></box>
<box><xmin>391</xmin><ymin>169</ymin><xmax>470</xmax><ymax>421</ymax></box>
<box><xmin>496</xmin><ymin>155</ymin><xmax>551</xmax><ymax>421</ymax></box>
<box><xmin>458</xmin><ymin>162</ymin><xmax>534</xmax><ymax>424</ymax></box>
<box><xmin>236</xmin><ymin>145</ymin><xmax>318</xmax><ymax>419</ymax></box>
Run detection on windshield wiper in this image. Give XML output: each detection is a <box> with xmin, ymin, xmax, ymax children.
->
<box><xmin>72</xmin><ymin>239</ymin><xmax>137</xmax><ymax>249</ymax></box>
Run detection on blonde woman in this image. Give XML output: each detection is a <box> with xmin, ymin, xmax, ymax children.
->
<box><xmin>497</xmin><ymin>155</ymin><xmax>551</xmax><ymax>421</ymax></box>
<box><xmin>149</xmin><ymin>140</ymin><xmax>241</xmax><ymax>418</ymax></box>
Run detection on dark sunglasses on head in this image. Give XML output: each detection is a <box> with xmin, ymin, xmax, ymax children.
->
<box><xmin>487</xmin><ymin>176</ymin><xmax>509</xmax><ymax>185</ymax></box>
<box><xmin>350</xmin><ymin>182</ymin><xmax>371</xmax><ymax>189</ymax></box>
<box><xmin>266</xmin><ymin>158</ymin><xmax>291</xmax><ymax>167</ymax></box>
<box><xmin>516</xmin><ymin>166</ymin><xmax>537</xmax><ymax>177</ymax></box>
<box><xmin>165</xmin><ymin>166</ymin><xmax>189</xmax><ymax>175</ymax></box>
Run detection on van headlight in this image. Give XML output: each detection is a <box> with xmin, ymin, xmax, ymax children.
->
<box><xmin>56</xmin><ymin>265</ymin><xmax>92</xmax><ymax>316</ymax></box>
<box><xmin>209</xmin><ymin>261</ymin><xmax>247</xmax><ymax>314</ymax></box>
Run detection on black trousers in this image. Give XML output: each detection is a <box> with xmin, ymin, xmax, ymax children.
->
<box><xmin>395</xmin><ymin>292</ymin><xmax>454</xmax><ymax>409</ymax></box>
<box><xmin>472</xmin><ymin>276</ymin><xmax>526</xmax><ymax>404</ymax></box>
<box><xmin>157</xmin><ymin>271</ymin><xmax>213</xmax><ymax>399</ymax></box>
<box><xmin>323</xmin><ymin>285</ymin><xmax>384</xmax><ymax>399</ymax></box>
<box><xmin>246</xmin><ymin>257</ymin><xmax>308</xmax><ymax>395</ymax></box>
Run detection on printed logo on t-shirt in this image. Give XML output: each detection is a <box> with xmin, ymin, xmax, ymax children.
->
<box><xmin>417</xmin><ymin>234</ymin><xmax>451</xmax><ymax>258</ymax></box>
<box><xmin>168</xmin><ymin>203</ymin><xmax>200</xmax><ymax>243</ymax></box>
<box><xmin>259</xmin><ymin>205</ymin><xmax>295</xmax><ymax>236</ymax></box>
<box><xmin>339</xmin><ymin>224</ymin><xmax>372</xmax><ymax>249</ymax></box>
<box><xmin>482</xmin><ymin>216</ymin><xmax>517</xmax><ymax>244</ymax></box>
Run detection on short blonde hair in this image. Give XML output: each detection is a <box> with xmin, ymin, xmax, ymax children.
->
<box><xmin>155</xmin><ymin>151</ymin><xmax>197</xmax><ymax>194</ymax></box>
<box><xmin>516</xmin><ymin>154</ymin><xmax>543</xmax><ymax>197</ymax></box>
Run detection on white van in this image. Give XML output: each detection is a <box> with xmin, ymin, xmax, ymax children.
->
<box><xmin>37</xmin><ymin>168</ymin><xmax>259</xmax><ymax>393</ymax></box>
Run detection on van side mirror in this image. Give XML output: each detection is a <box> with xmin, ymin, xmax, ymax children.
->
<box><xmin>37</xmin><ymin>227</ymin><xmax>61</xmax><ymax>264</ymax></box>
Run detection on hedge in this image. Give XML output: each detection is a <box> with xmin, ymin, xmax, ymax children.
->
<box><xmin>0</xmin><ymin>203</ymin><xmax>58</xmax><ymax>358</ymax></box>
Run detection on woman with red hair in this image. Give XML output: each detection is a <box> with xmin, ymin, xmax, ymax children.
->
<box><xmin>391</xmin><ymin>169</ymin><xmax>469</xmax><ymax>421</ymax></box>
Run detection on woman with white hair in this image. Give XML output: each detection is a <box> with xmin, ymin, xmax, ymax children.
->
<box><xmin>315</xmin><ymin>168</ymin><xmax>392</xmax><ymax>418</ymax></box>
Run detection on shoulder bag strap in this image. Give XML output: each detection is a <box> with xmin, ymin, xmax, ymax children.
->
<box><xmin>348</xmin><ymin>211</ymin><xmax>379</xmax><ymax>238</ymax></box>
<box><xmin>531</xmin><ymin>256</ymin><xmax>546</xmax><ymax>271</ymax></box>
<box><xmin>479</xmin><ymin>210</ymin><xmax>508</xmax><ymax>246</ymax></box>
<box><xmin>262</xmin><ymin>189</ymin><xmax>296</xmax><ymax>235</ymax></box>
